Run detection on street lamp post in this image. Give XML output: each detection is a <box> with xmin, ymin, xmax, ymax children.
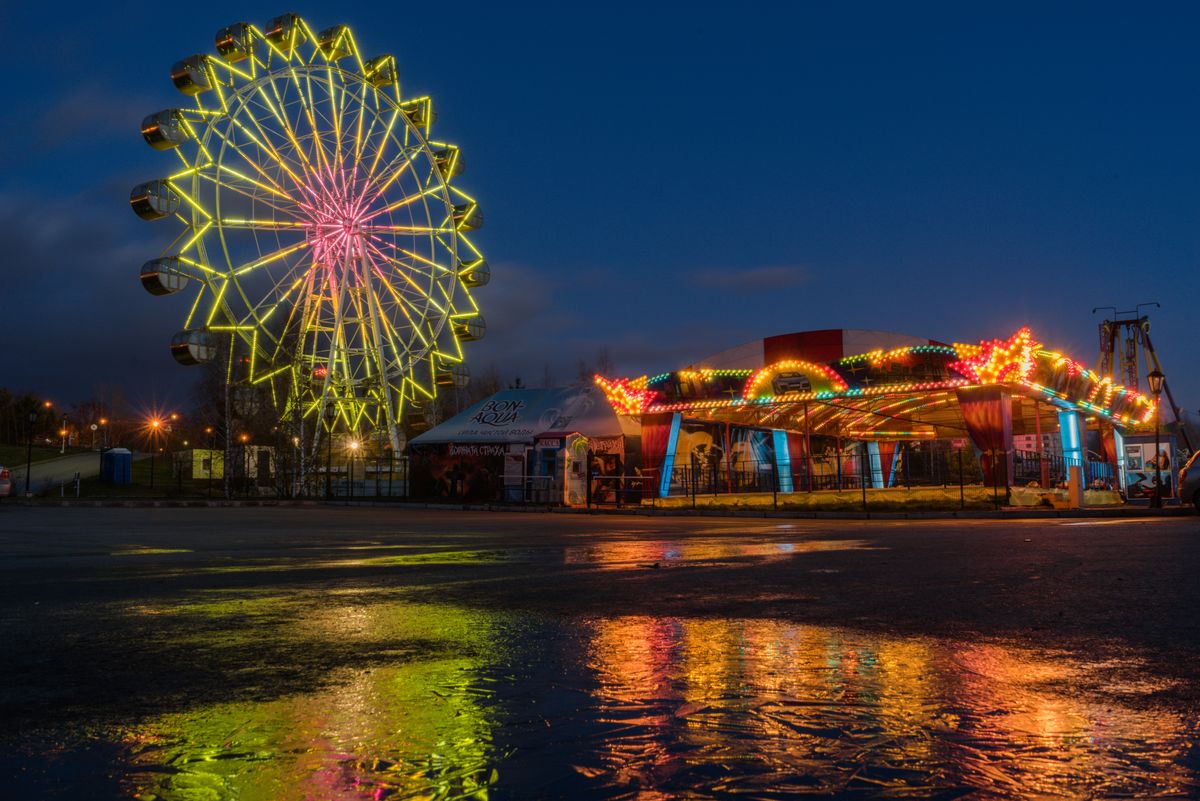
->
<box><xmin>292</xmin><ymin>436</ymin><xmax>300</xmax><ymax>499</ymax></box>
<box><xmin>1148</xmin><ymin>369</ymin><xmax>1165</xmax><ymax>508</ymax></box>
<box><xmin>239</xmin><ymin>433</ymin><xmax>250</xmax><ymax>497</ymax></box>
<box><xmin>205</xmin><ymin>427</ymin><xmax>215</xmax><ymax>499</ymax></box>
<box><xmin>59</xmin><ymin>416</ymin><xmax>68</xmax><ymax>454</ymax></box>
<box><xmin>348</xmin><ymin>439</ymin><xmax>360</xmax><ymax>500</ymax></box>
<box><xmin>149</xmin><ymin>419</ymin><xmax>161</xmax><ymax>489</ymax></box>
<box><xmin>178</xmin><ymin>439</ymin><xmax>186</xmax><ymax>494</ymax></box>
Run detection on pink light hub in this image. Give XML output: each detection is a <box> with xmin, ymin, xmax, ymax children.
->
<box><xmin>297</xmin><ymin>164</ymin><xmax>374</xmax><ymax>267</ymax></box>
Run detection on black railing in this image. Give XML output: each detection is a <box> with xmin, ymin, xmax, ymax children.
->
<box><xmin>1012</xmin><ymin>449</ymin><xmax>1115</xmax><ymax>490</ymax></box>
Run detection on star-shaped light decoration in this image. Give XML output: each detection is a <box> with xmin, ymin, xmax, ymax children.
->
<box><xmin>949</xmin><ymin>327</ymin><xmax>1041</xmax><ymax>385</ymax></box>
<box><xmin>594</xmin><ymin>375</ymin><xmax>657</xmax><ymax>415</ymax></box>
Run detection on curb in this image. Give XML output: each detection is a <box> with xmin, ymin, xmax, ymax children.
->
<box><xmin>5</xmin><ymin>498</ymin><xmax>1194</xmax><ymax>520</ymax></box>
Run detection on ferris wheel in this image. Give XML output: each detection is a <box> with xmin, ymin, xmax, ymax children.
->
<box><xmin>131</xmin><ymin>13</ymin><xmax>489</xmax><ymax>449</ymax></box>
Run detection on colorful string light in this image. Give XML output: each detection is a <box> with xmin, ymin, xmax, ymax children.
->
<box><xmin>596</xmin><ymin>326</ymin><xmax>1156</xmax><ymax>429</ymax></box>
<box><xmin>593</xmin><ymin>375</ymin><xmax>656</xmax><ymax>415</ymax></box>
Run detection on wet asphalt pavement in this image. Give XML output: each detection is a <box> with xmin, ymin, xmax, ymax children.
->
<box><xmin>0</xmin><ymin>506</ymin><xmax>1198</xmax><ymax>799</ymax></box>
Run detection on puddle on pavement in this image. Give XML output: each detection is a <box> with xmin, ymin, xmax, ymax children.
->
<box><xmin>102</xmin><ymin>602</ymin><xmax>1196</xmax><ymax>800</ymax></box>
<box><xmin>563</xmin><ymin>538</ymin><xmax>875</xmax><ymax>570</ymax></box>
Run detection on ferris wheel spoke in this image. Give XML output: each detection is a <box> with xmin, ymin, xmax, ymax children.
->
<box><xmin>362</xmin><ymin>222</ymin><xmax>455</xmax><ymax>236</ymax></box>
<box><xmin>361</xmin><ymin>245</ymin><xmax>431</xmax><ymax>352</ymax></box>
<box><xmin>216</xmin><ymin>219</ymin><xmax>309</xmax><ymax>234</ymax></box>
<box><xmin>199</xmin><ymin>172</ymin><xmax>299</xmax><ymax>220</ymax></box>
<box><xmin>203</xmin><ymin>124</ymin><xmax>299</xmax><ymax>200</ymax></box>
<box><xmin>325</xmin><ymin>67</ymin><xmax>348</xmax><ymax>173</ymax></box>
<box><xmin>367</xmin><ymin>108</ymin><xmax>404</xmax><ymax>179</ymax></box>
<box><xmin>360</xmin><ymin>145</ymin><xmax>422</xmax><ymax>207</ymax></box>
<box><xmin>254</xmin><ymin>82</ymin><xmax>318</xmax><ymax>177</ymax></box>
<box><xmin>359</xmin><ymin>176</ymin><xmax>437</xmax><ymax>222</ymax></box>
<box><xmin>223</xmin><ymin>106</ymin><xmax>307</xmax><ymax>189</ymax></box>
<box><xmin>214</xmin><ymin>162</ymin><xmax>297</xmax><ymax>205</ymax></box>
<box><xmin>247</xmin><ymin>274</ymin><xmax>307</xmax><ymax>338</ymax></box>
<box><xmin>293</xmin><ymin>68</ymin><xmax>334</xmax><ymax>174</ymax></box>
<box><xmin>228</xmin><ymin>239</ymin><xmax>311</xmax><ymax>277</ymax></box>
<box><xmin>363</xmin><ymin>235</ymin><xmax>451</xmax><ymax>280</ymax></box>
<box><xmin>363</xmin><ymin>240</ymin><xmax>445</xmax><ymax>317</ymax></box>
<box><xmin>360</xmin><ymin>255</ymin><xmax>418</xmax><ymax>366</ymax></box>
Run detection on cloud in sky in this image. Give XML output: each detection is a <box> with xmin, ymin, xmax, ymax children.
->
<box><xmin>693</xmin><ymin>264</ymin><xmax>811</xmax><ymax>292</ymax></box>
<box><xmin>0</xmin><ymin>187</ymin><xmax>189</xmax><ymax>405</ymax></box>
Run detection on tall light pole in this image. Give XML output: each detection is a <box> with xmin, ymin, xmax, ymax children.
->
<box><xmin>1148</xmin><ymin>369</ymin><xmax>1165</xmax><ymax>508</ymax></box>
<box><xmin>59</xmin><ymin>416</ymin><xmax>68</xmax><ymax>454</ymax></box>
<box><xmin>292</xmin><ymin>436</ymin><xmax>300</xmax><ymax>499</ymax></box>
<box><xmin>205</xmin><ymin>426</ymin><xmax>215</xmax><ymax>499</ymax></box>
<box><xmin>239</xmin><ymin>433</ymin><xmax>250</xmax><ymax>496</ymax></box>
<box><xmin>149</xmin><ymin>418</ymin><xmax>162</xmax><ymax>489</ymax></box>
<box><xmin>348</xmin><ymin>439</ymin><xmax>360</xmax><ymax>499</ymax></box>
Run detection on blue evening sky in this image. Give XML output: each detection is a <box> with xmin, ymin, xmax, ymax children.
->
<box><xmin>1</xmin><ymin>2</ymin><xmax>1197</xmax><ymax>410</ymax></box>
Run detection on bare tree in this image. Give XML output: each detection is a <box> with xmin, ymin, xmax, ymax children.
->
<box><xmin>576</xmin><ymin>348</ymin><xmax>616</xmax><ymax>386</ymax></box>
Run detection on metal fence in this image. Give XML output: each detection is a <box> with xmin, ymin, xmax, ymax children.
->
<box><xmin>1011</xmin><ymin>449</ymin><xmax>1115</xmax><ymax>490</ymax></box>
<box><xmin>649</xmin><ymin>441</ymin><xmax>982</xmax><ymax>501</ymax></box>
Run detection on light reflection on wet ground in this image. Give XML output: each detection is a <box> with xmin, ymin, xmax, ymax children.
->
<box><xmin>563</xmin><ymin>538</ymin><xmax>876</xmax><ymax>570</ymax></box>
<box><xmin>115</xmin><ymin>601</ymin><xmax>1197</xmax><ymax>800</ymax></box>
<box><xmin>6</xmin><ymin>510</ymin><xmax>1200</xmax><ymax>800</ymax></box>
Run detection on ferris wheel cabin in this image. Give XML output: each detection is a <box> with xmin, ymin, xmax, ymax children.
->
<box><xmin>140</xmin><ymin>258</ymin><xmax>190</xmax><ymax>296</ymax></box>
<box><xmin>169</xmin><ymin>330</ymin><xmax>219</xmax><ymax>366</ymax></box>
<box><xmin>129</xmin><ymin>180</ymin><xmax>180</xmax><ymax>220</ymax></box>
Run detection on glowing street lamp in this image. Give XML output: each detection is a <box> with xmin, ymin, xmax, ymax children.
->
<box><xmin>239</xmin><ymin>433</ymin><xmax>250</xmax><ymax>494</ymax></box>
<box><xmin>149</xmin><ymin>418</ymin><xmax>162</xmax><ymax>488</ymax></box>
<box><xmin>348</xmin><ymin>440</ymin><xmax>361</xmax><ymax>499</ymax></box>
<box><xmin>1148</xmin><ymin>369</ymin><xmax>1165</xmax><ymax>508</ymax></box>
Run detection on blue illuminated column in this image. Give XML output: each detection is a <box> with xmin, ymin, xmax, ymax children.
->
<box><xmin>658</xmin><ymin>412</ymin><xmax>682</xmax><ymax>499</ymax></box>
<box><xmin>772</xmin><ymin>430</ymin><xmax>793</xmax><ymax>493</ymax></box>
<box><xmin>867</xmin><ymin>441</ymin><xmax>884</xmax><ymax>489</ymax></box>
<box><xmin>1113</xmin><ymin>428</ymin><xmax>1126</xmax><ymax>493</ymax></box>
<box><xmin>1058</xmin><ymin>410</ymin><xmax>1084</xmax><ymax>467</ymax></box>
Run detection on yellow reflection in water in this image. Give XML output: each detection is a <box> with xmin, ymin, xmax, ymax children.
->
<box><xmin>122</xmin><ymin>603</ymin><xmax>500</xmax><ymax>801</ymax></box>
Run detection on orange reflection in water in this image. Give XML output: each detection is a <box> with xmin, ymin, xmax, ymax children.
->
<box><xmin>563</xmin><ymin>537</ymin><xmax>874</xmax><ymax>570</ymax></box>
<box><xmin>585</xmin><ymin>617</ymin><xmax>1194</xmax><ymax>797</ymax></box>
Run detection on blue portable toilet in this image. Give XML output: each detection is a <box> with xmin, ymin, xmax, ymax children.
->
<box><xmin>101</xmin><ymin>448</ymin><xmax>133</xmax><ymax>484</ymax></box>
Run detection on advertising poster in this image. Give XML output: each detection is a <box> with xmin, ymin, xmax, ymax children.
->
<box><xmin>1123</xmin><ymin>442</ymin><xmax>1172</xmax><ymax>499</ymax></box>
<box><xmin>409</xmin><ymin>443</ymin><xmax>504</xmax><ymax>500</ymax></box>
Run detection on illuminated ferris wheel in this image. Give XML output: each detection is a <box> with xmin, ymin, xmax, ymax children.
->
<box><xmin>131</xmin><ymin>13</ymin><xmax>489</xmax><ymax>449</ymax></box>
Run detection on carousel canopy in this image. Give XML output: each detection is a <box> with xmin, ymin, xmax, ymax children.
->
<box><xmin>595</xmin><ymin>327</ymin><xmax>1157</xmax><ymax>440</ymax></box>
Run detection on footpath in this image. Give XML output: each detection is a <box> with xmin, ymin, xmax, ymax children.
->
<box><xmin>6</xmin><ymin>452</ymin><xmax>109</xmax><ymax>494</ymax></box>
